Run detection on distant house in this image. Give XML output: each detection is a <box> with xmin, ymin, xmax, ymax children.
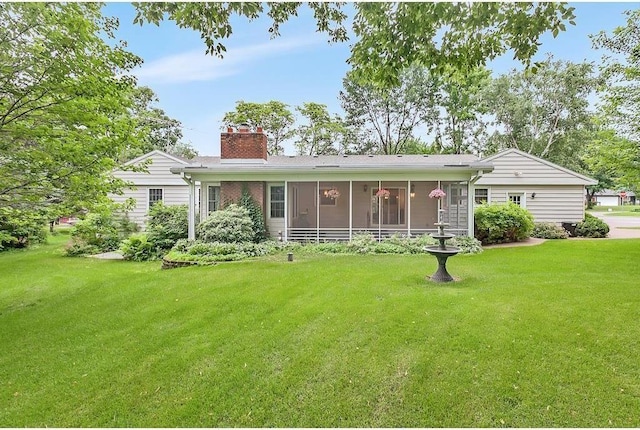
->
<box><xmin>113</xmin><ymin>128</ymin><xmax>597</xmax><ymax>240</ymax></box>
<box><xmin>590</xmin><ymin>189</ymin><xmax>636</xmax><ymax>206</ymax></box>
<box><xmin>474</xmin><ymin>149</ymin><xmax>597</xmax><ymax>224</ymax></box>
<box><xmin>110</xmin><ymin>150</ymin><xmax>198</xmax><ymax>227</ymax></box>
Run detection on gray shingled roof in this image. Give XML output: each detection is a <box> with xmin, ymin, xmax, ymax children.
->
<box><xmin>189</xmin><ymin>154</ymin><xmax>481</xmax><ymax>168</ymax></box>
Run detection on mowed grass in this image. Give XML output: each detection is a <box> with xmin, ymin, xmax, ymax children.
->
<box><xmin>589</xmin><ymin>206</ymin><xmax>640</xmax><ymax>217</ymax></box>
<box><xmin>1</xmin><ymin>235</ymin><xmax>640</xmax><ymax>427</ymax></box>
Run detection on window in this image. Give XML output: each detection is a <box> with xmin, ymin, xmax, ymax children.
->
<box><xmin>148</xmin><ymin>188</ymin><xmax>163</xmax><ymax>208</ymax></box>
<box><xmin>474</xmin><ymin>188</ymin><xmax>488</xmax><ymax>204</ymax></box>
<box><xmin>508</xmin><ymin>192</ymin><xmax>524</xmax><ymax>207</ymax></box>
<box><xmin>208</xmin><ymin>186</ymin><xmax>220</xmax><ymax>213</ymax></box>
<box><xmin>270</xmin><ymin>185</ymin><xmax>285</xmax><ymax>218</ymax></box>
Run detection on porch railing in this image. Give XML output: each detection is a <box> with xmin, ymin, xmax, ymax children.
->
<box><xmin>285</xmin><ymin>227</ymin><xmax>469</xmax><ymax>242</ymax></box>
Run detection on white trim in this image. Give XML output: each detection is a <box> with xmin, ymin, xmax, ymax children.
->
<box><xmin>187</xmin><ymin>181</ymin><xmax>195</xmax><ymax>240</ymax></box>
<box><xmin>284</xmin><ymin>180</ymin><xmax>288</xmax><ymax>242</ymax></box>
<box><xmin>124</xmin><ymin>150</ymin><xmax>190</xmax><ymax>167</ymax></box>
<box><xmin>507</xmin><ymin>191</ymin><xmax>526</xmax><ymax>208</ymax></box>
<box><xmin>349</xmin><ymin>181</ymin><xmax>353</xmax><ymax>240</ymax></box>
<box><xmin>267</xmin><ymin>183</ymin><xmax>285</xmax><ymax>220</ymax></box>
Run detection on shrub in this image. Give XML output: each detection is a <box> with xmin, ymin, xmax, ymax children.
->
<box><xmin>532</xmin><ymin>222</ymin><xmax>569</xmax><ymax>239</ymax></box>
<box><xmin>238</xmin><ymin>187</ymin><xmax>268</xmax><ymax>242</ymax></box>
<box><xmin>69</xmin><ymin>212</ymin><xmax>121</xmax><ymax>253</ymax></box>
<box><xmin>120</xmin><ymin>234</ymin><xmax>157</xmax><ymax>261</ymax></box>
<box><xmin>64</xmin><ymin>241</ymin><xmax>101</xmax><ymax>257</ymax></box>
<box><xmin>165</xmin><ymin>240</ymin><xmax>278</xmax><ymax>263</ymax></box>
<box><xmin>146</xmin><ymin>203</ymin><xmax>188</xmax><ymax>250</ymax></box>
<box><xmin>575</xmin><ymin>213</ymin><xmax>609</xmax><ymax>238</ymax></box>
<box><xmin>474</xmin><ymin>203</ymin><xmax>534</xmax><ymax>245</ymax></box>
<box><xmin>346</xmin><ymin>233</ymin><xmax>378</xmax><ymax>254</ymax></box>
<box><xmin>449</xmin><ymin>235</ymin><xmax>483</xmax><ymax>255</ymax></box>
<box><xmin>196</xmin><ymin>204</ymin><xmax>254</xmax><ymax>243</ymax></box>
<box><xmin>0</xmin><ymin>207</ymin><xmax>48</xmax><ymax>250</ymax></box>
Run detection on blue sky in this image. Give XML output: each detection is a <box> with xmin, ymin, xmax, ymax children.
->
<box><xmin>104</xmin><ymin>2</ymin><xmax>639</xmax><ymax>156</ymax></box>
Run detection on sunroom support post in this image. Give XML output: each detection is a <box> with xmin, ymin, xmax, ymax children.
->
<box><xmin>316</xmin><ymin>180</ymin><xmax>320</xmax><ymax>243</ymax></box>
<box><xmin>467</xmin><ymin>180</ymin><xmax>474</xmax><ymax>237</ymax></box>
<box><xmin>407</xmin><ymin>180</ymin><xmax>411</xmax><ymax>237</ymax></box>
<box><xmin>284</xmin><ymin>180</ymin><xmax>288</xmax><ymax>242</ymax></box>
<box><xmin>378</xmin><ymin>180</ymin><xmax>382</xmax><ymax>242</ymax></box>
<box><xmin>349</xmin><ymin>180</ymin><xmax>353</xmax><ymax>240</ymax></box>
<box><xmin>186</xmin><ymin>174</ymin><xmax>196</xmax><ymax>240</ymax></box>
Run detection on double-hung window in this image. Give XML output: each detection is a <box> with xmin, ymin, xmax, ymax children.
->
<box><xmin>148</xmin><ymin>188</ymin><xmax>163</xmax><ymax>209</ymax></box>
<box><xmin>474</xmin><ymin>188</ymin><xmax>489</xmax><ymax>205</ymax></box>
<box><xmin>208</xmin><ymin>186</ymin><xmax>220</xmax><ymax>213</ymax></box>
<box><xmin>270</xmin><ymin>186</ymin><xmax>285</xmax><ymax>218</ymax></box>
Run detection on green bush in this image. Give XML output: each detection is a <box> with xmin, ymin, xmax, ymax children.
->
<box><xmin>120</xmin><ymin>234</ymin><xmax>157</xmax><ymax>261</ymax></box>
<box><xmin>69</xmin><ymin>213</ymin><xmax>121</xmax><ymax>254</ymax></box>
<box><xmin>575</xmin><ymin>213</ymin><xmax>609</xmax><ymax>238</ymax></box>
<box><xmin>165</xmin><ymin>240</ymin><xmax>278</xmax><ymax>263</ymax></box>
<box><xmin>474</xmin><ymin>203</ymin><xmax>534</xmax><ymax>245</ymax></box>
<box><xmin>449</xmin><ymin>235</ymin><xmax>484</xmax><ymax>255</ymax></box>
<box><xmin>196</xmin><ymin>204</ymin><xmax>254</xmax><ymax>243</ymax></box>
<box><xmin>66</xmin><ymin>211</ymin><xmax>137</xmax><ymax>256</ymax></box>
<box><xmin>146</xmin><ymin>203</ymin><xmax>188</xmax><ymax>250</ymax></box>
<box><xmin>238</xmin><ymin>187</ymin><xmax>268</xmax><ymax>242</ymax></box>
<box><xmin>346</xmin><ymin>233</ymin><xmax>378</xmax><ymax>254</ymax></box>
<box><xmin>0</xmin><ymin>207</ymin><xmax>48</xmax><ymax>250</ymax></box>
<box><xmin>532</xmin><ymin>222</ymin><xmax>569</xmax><ymax>239</ymax></box>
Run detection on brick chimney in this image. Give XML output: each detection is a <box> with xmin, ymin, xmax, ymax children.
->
<box><xmin>221</xmin><ymin>125</ymin><xmax>267</xmax><ymax>161</ymax></box>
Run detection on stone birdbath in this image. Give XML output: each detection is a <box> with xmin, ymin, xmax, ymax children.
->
<box><xmin>425</xmin><ymin>209</ymin><xmax>460</xmax><ymax>283</ymax></box>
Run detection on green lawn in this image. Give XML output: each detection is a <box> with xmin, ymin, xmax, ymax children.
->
<box><xmin>588</xmin><ymin>206</ymin><xmax>640</xmax><ymax>217</ymax></box>
<box><xmin>1</xmin><ymin>235</ymin><xmax>640</xmax><ymax>427</ymax></box>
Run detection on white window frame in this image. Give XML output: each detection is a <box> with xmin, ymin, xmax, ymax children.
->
<box><xmin>474</xmin><ymin>188</ymin><xmax>490</xmax><ymax>205</ymax></box>
<box><xmin>269</xmin><ymin>184</ymin><xmax>285</xmax><ymax>219</ymax></box>
<box><xmin>371</xmin><ymin>187</ymin><xmax>407</xmax><ymax>226</ymax></box>
<box><xmin>148</xmin><ymin>188</ymin><xmax>164</xmax><ymax>211</ymax></box>
<box><xmin>508</xmin><ymin>192</ymin><xmax>526</xmax><ymax>208</ymax></box>
<box><xmin>207</xmin><ymin>185</ymin><xmax>221</xmax><ymax>214</ymax></box>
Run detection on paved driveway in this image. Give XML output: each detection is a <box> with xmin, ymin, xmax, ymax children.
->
<box><xmin>589</xmin><ymin>212</ymin><xmax>640</xmax><ymax>239</ymax></box>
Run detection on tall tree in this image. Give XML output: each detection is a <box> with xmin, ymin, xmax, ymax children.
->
<box><xmin>129</xmin><ymin>86</ymin><xmax>197</xmax><ymax>159</ymax></box>
<box><xmin>428</xmin><ymin>67</ymin><xmax>491</xmax><ymax>155</ymax></box>
<box><xmin>584</xmin><ymin>128</ymin><xmax>640</xmax><ymax>196</ymax></box>
<box><xmin>481</xmin><ymin>57</ymin><xmax>597</xmax><ymax>169</ymax></box>
<box><xmin>0</xmin><ymin>3</ymin><xmax>142</xmax><ymax>221</ymax></box>
<box><xmin>222</xmin><ymin>100</ymin><xmax>295</xmax><ymax>155</ymax></box>
<box><xmin>294</xmin><ymin>103</ymin><xmax>346</xmax><ymax>156</ymax></box>
<box><xmin>339</xmin><ymin>67</ymin><xmax>438</xmax><ymax>154</ymax></box>
<box><xmin>592</xmin><ymin>9</ymin><xmax>640</xmax><ymax>142</ymax></box>
<box><xmin>132</xmin><ymin>2</ymin><xmax>575</xmax><ymax>87</ymax></box>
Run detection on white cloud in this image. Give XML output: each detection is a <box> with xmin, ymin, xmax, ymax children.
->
<box><xmin>136</xmin><ymin>36</ymin><xmax>323</xmax><ymax>85</ymax></box>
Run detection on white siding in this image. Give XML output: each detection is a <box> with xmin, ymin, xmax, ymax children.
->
<box><xmin>476</xmin><ymin>150</ymin><xmax>593</xmax><ymax>224</ymax></box>
<box><xmin>486</xmin><ymin>185</ymin><xmax>586</xmax><ymax>223</ymax></box>
<box><xmin>476</xmin><ymin>151</ymin><xmax>594</xmax><ymax>186</ymax></box>
<box><xmin>111</xmin><ymin>151</ymin><xmax>191</xmax><ymax>228</ymax></box>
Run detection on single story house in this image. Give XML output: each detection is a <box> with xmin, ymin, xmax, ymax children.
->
<box><xmin>112</xmin><ymin>126</ymin><xmax>596</xmax><ymax>241</ymax></box>
<box><xmin>590</xmin><ymin>189</ymin><xmax>636</xmax><ymax>206</ymax></box>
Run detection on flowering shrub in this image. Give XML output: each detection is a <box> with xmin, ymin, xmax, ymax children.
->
<box><xmin>429</xmin><ymin>188</ymin><xmax>446</xmax><ymax>199</ymax></box>
<box><xmin>375</xmin><ymin>188</ymin><xmax>390</xmax><ymax>198</ymax></box>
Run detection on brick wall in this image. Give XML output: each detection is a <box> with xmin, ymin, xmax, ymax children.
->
<box><xmin>221</xmin><ymin>181</ymin><xmax>265</xmax><ymax>210</ymax></box>
<box><xmin>220</xmin><ymin>126</ymin><xmax>268</xmax><ymax>160</ymax></box>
